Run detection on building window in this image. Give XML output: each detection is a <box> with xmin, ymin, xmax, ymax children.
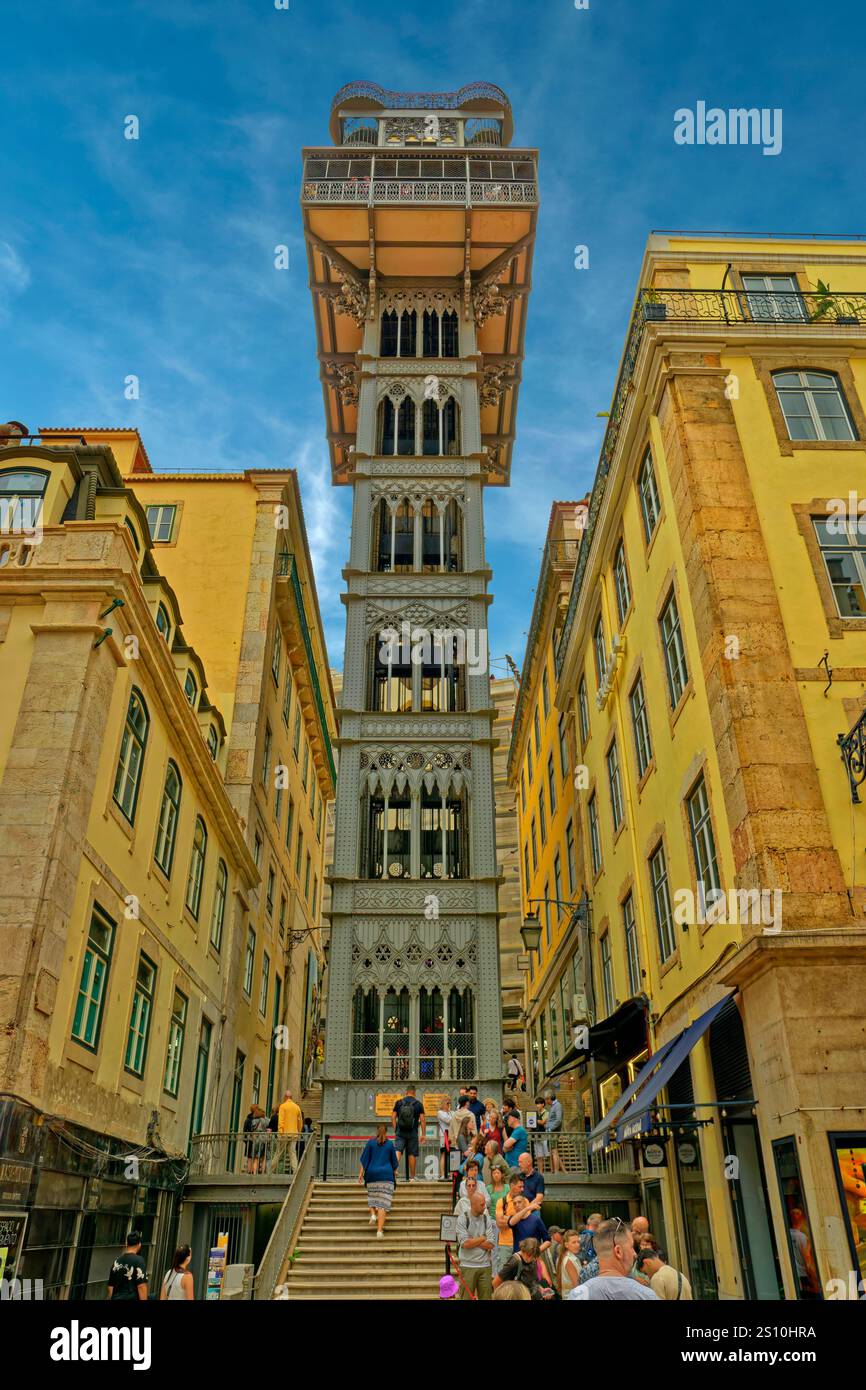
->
<box><xmin>274</xmin><ymin>774</ymin><xmax>283</xmax><ymax>827</ymax></box>
<box><xmin>317</xmin><ymin>796</ymin><xmax>324</xmax><ymax>842</ymax></box>
<box><xmin>302</xmin><ymin>742</ymin><xmax>309</xmax><ymax>791</ymax></box>
<box><xmin>773</xmin><ymin>370</ymin><xmax>856</xmax><ymax>442</ymax></box>
<box><xmin>184</xmin><ymin>670</ymin><xmax>198</xmax><ymax>709</ymax></box>
<box><xmin>553</xmin><ymin>851</ymin><xmax>563</xmax><ymax>913</ymax></box>
<box><xmin>542</xmin><ymin>667</ymin><xmax>550</xmax><ymax>718</ymax></box>
<box><xmin>565</xmin><ymin>818</ymin><xmax>577</xmax><ymax>894</ymax></box>
<box><xmin>266</xmin><ymin>865</ymin><xmax>275</xmax><ymax>917</ymax></box>
<box><xmin>124</xmin><ymin>518</ymin><xmax>141</xmax><ymax>553</ymax></box>
<box><xmin>271</xmin><ymin>626</ymin><xmax>282</xmax><ymax>687</ymax></box>
<box><xmin>163</xmin><ymin>988</ymin><xmax>187</xmax><ymax>1096</ymax></box>
<box><xmin>613</xmin><ymin>540</ymin><xmax>631</xmax><ymax>625</ymax></box>
<box><xmin>285</xmin><ymin>797</ymin><xmax>295</xmax><ymax>855</ymax></box>
<box><xmin>262</xmin><ymin>724</ymin><xmax>272</xmax><ymax>788</ymax></box>
<box><xmin>154</xmin><ymin>760</ymin><xmax>182</xmax><ymax>876</ymax></box>
<box><xmin>538</xmin><ymin>787</ymin><xmax>547</xmax><ymax>846</ymax></box>
<box><xmin>523</xmin><ymin>841</ymin><xmax>530</xmax><ymax>887</ymax></box>
<box><xmin>813</xmin><ymin>517</ymin><xmax>866</xmax><ymax>616</ymax></box>
<box><xmin>659</xmin><ymin>590</ymin><xmax>689</xmax><ymax>708</ymax></box>
<box><xmin>292</xmin><ymin>707</ymin><xmax>301</xmax><ymax>759</ymax></box>
<box><xmin>125</xmin><ymin>953</ymin><xmax>156</xmax><ymax>1077</ymax></box>
<box><xmin>145</xmin><ymin>504</ymin><xmax>177</xmax><ymax>543</ymax></box>
<box><xmin>0</xmin><ymin>467</ymin><xmax>47</xmax><ymax>532</ymax></box>
<box><xmin>207</xmin><ymin>725</ymin><xmax>219</xmax><ymax>761</ymax></box>
<box><xmin>593</xmin><ymin>616</ymin><xmax>607</xmax><ymax>686</ymax></box>
<box><xmin>649</xmin><ymin>843</ymin><xmax>676</xmax><ymax>962</ymax></box>
<box><xmin>210</xmin><ymin>859</ymin><xmax>227</xmax><ymax>952</ymax></box>
<box><xmin>549</xmin><ymin>994</ymin><xmax>560</xmax><ymax>1059</ymax></box>
<box><xmin>279</xmin><ymin>893</ymin><xmax>287</xmax><ymax>941</ymax></box>
<box><xmin>623</xmin><ymin>893</ymin><xmax>640</xmax><ymax>996</ymax></box>
<box><xmin>155</xmin><ymin>603</ymin><xmax>172</xmax><ymax>643</ymax></box>
<box><xmin>295</xmin><ymin>829</ymin><xmax>303</xmax><ymax>879</ymax></box>
<box><xmin>113</xmin><ymin>688</ymin><xmax>149</xmax><ymax>824</ymax></box>
<box><xmin>577</xmin><ymin>679</ymin><xmax>590</xmax><ymax>747</ymax></box>
<box><xmin>259</xmin><ymin>952</ymin><xmax>270</xmax><ymax>1017</ymax></box>
<box><xmin>304</xmin><ymin>851</ymin><xmax>311</xmax><ymax>899</ymax></box>
<box><xmin>741</xmin><ymin>273</ymin><xmax>806</xmax><ymax>322</ymax></box>
<box><xmin>687</xmin><ymin>775</ymin><xmax>721</xmax><ymax>900</ymax></box>
<box><xmin>71</xmin><ymin>907</ymin><xmax>114</xmax><ymax>1049</ymax></box>
<box><xmin>600</xmin><ymin>933</ymin><xmax>614</xmax><ymax>1016</ymax></box>
<box><xmin>533</xmin><ymin>709</ymin><xmax>541</xmax><ymax>756</ymax></box>
<box><xmin>607</xmin><ymin>739</ymin><xmax>624</xmax><ymax>831</ymax></box>
<box><xmin>421</xmin><ymin>395</ymin><xmax>460</xmax><ymax>455</ymax></box>
<box><xmin>588</xmin><ymin>793</ymin><xmax>602</xmax><ymax>875</ymax></box>
<box><xmin>527</xmin><ymin>742</ymin><xmax>534</xmax><ymax>784</ymax></box>
<box><xmin>547</xmin><ymin>753</ymin><xmax>557</xmax><ymax>814</ymax></box>
<box><xmin>638</xmin><ymin>448</ymin><xmax>661</xmax><ymax>542</ymax></box>
<box><xmin>543</xmin><ymin>887</ymin><xmax>552</xmax><ymax>949</ymax></box>
<box><xmin>520</xmin><ymin>769</ymin><xmax>526</xmax><ymax>813</ymax></box>
<box><xmin>252</xmin><ymin>1066</ymin><xmax>262</xmax><ymax>1107</ymax></box>
<box><xmin>185</xmin><ymin>816</ymin><xmax>207</xmax><ymax>919</ymax></box>
<box><xmin>283</xmin><ymin>671</ymin><xmax>292</xmax><ymax>726</ymax></box>
<box><xmin>243</xmin><ymin>926</ymin><xmax>256</xmax><ymax>996</ymax></box>
<box><xmin>378</xmin><ymin>395</ymin><xmax>417</xmax><ymax>455</ymax></box>
<box><xmin>629</xmin><ymin>673</ymin><xmax>653</xmax><ymax>778</ymax></box>
<box><xmin>530</xmin><ymin>818</ymin><xmax>539</xmax><ymax>872</ymax></box>
<box><xmin>253</xmin><ymin>832</ymin><xmax>262</xmax><ymax>868</ymax></box>
<box><xmin>312</xmin><ymin>876</ymin><xmax>318</xmax><ymax>918</ymax></box>
<box><xmin>380</xmin><ymin>308</ymin><xmax>417</xmax><ymax>357</ymax></box>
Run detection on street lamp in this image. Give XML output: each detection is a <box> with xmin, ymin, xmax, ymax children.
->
<box><xmin>520</xmin><ymin>910</ymin><xmax>542</xmax><ymax>954</ymax></box>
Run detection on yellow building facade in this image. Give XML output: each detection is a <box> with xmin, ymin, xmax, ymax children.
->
<box><xmin>0</xmin><ymin>426</ymin><xmax>336</xmax><ymax>1295</ymax></box>
<box><xmin>553</xmin><ymin>234</ymin><xmax>866</xmax><ymax>1301</ymax></box>
<box><xmin>507</xmin><ymin>502</ymin><xmax>585</xmax><ymax>1115</ymax></box>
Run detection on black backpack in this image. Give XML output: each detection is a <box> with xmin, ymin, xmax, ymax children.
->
<box><xmin>397</xmin><ymin>1099</ymin><xmax>417</xmax><ymax>1134</ymax></box>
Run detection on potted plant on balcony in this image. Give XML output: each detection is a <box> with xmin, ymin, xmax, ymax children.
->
<box><xmin>643</xmin><ymin>290</ymin><xmax>667</xmax><ymax>322</ymax></box>
<box><xmin>810</xmin><ymin>278</ymin><xmax>859</xmax><ymax>325</ymax></box>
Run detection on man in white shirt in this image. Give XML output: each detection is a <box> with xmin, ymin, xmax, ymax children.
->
<box><xmin>639</xmin><ymin>1247</ymin><xmax>693</xmax><ymax>1300</ymax></box>
<box><xmin>566</xmin><ymin>1218</ymin><xmax>660</xmax><ymax>1301</ymax></box>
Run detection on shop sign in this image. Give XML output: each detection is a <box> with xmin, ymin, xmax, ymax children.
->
<box><xmin>677</xmin><ymin>1141</ymin><xmax>698</xmax><ymax>1166</ymax></box>
<box><xmin>0</xmin><ymin>1162</ymin><xmax>32</xmax><ymax>1205</ymax></box>
<box><xmin>642</xmin><ymin>1140</ymin><xmax>667</xmax><ymax>1169</ymax></box>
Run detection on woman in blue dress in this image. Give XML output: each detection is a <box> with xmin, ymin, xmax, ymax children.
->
<box><xmin>358</xmin><ymin>1124</ymin><xmax>400</xmax><ymax>1238</ymax></box>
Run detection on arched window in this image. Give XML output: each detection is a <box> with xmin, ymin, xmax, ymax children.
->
<box><xmin>420</xmin><ymin>792</ymin><xmax>468</xmax><ymax>879</ymax></box>
<box><xmin>0</xmin><ymin>467</ymin><xmax>48</xmax><ymax>533</ymax></box>
<box><xmin>210</xmin><ymin>859</ymin><xmax>228</xmax><ymax>952</ymax></box>
<box><xmin>421</xmin><ymin>309</ymin><xmax>459</xmax><ymax>358</ymax></box>
<box><xmin>155</xmin><ymin>603</ymin><xmax>172</xmax><ymax>644</ymax></box>
<box><xmin>374</xmin><ymin>497</ymin><xmax>414</xmax><ymax>571</ymax></box>
<box><xmin>154</xmin><ymin>760</ymin><xmax>182</xmax><ymax>876</ymax></box>
<box><xmin>207</xmin><ymin>725</ymin><xmax>219</xmax><ymax>760</ymax></box>
<box><xmin>113</xmin><ymin>688</ymin><xmax>149</xmax><ymax>823</ymax></box>
<box><xmin>370</xmin><ymin>630</ymin><xmax>412</xmax><ymax>712</ymax></box>
<box><xmin>422</xmin><ymin>396</ymin><xmax>459</xmax><ymax>455</ymax></box>
<box><xmin>378</xmin><ymin>396</ymin><xmax>416</xmax><ymax>455</ymax></box>
<box><xmin>379</xmin><ymin>308</ymin><xmax>416</xmax><ymax>357</ymax></box>
<box><xmin>185</xmin><ymin>816</ymin><xmax>208</xmax><ymax>919</ymax></box>
<box><xmin>124</xmin><ymin>518</ymin><xmax>141</xmax><ymax>553</ymax></box>
<box><xmin>772</xmin><ymin>369</ymin><xmax>856</xmax><ymax>441</ymax></box>
<box><xmin>364</xmin><ymin>796</ymin><xmax>411</xmax><ymax>878</ymax></box>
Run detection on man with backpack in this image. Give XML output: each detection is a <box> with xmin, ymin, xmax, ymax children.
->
<box><xmin>391</xmin><ymin>1084</ymin><xmax>426</xmax><ymax>1182</ymax></box>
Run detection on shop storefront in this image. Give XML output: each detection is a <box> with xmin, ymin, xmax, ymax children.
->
<box><xmin>0</xmin><ymin>1097</ymin><xmax>185</xmax><ymax>1300</ymax></box>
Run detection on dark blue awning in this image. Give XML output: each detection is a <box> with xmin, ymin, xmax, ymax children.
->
<box><xmin>614</xmin><ymin>995</ymin><xmax>732</xmax><ymax>1144</ymax></box>
<box><xmin>586</xmin><ymin>1032</ymin><xmax>684</xmax><ymax>1154</ymax></box>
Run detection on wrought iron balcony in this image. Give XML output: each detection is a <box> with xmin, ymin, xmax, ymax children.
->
<box><xmin>301</xmin><ymin>152</ymin><xmax>537</xmax><ymax>208</ymax></box>
<box><xmin>838</xmin><ymin>707</ymin><xmax>866</xmax><ymax>803</ymax></box>
<box><xmin>555</xmin><ymin>286</ymin><xmax>866</xmax><ymax>676</ymax></box>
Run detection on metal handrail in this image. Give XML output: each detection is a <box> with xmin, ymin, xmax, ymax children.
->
<box><xmin>188</xmin><ymin>1130</ymin><xmax>312</xmax><ymax>1178</ymax></box>
<box><xmin>255</xmin><ymin>1136</ymin><xmax>320</xmax><ymax>1300</ymax></box>
<box><xmin>555</xmin><ymin>286</ymin><xmax>866</xmax><ymax>678</ymax></box>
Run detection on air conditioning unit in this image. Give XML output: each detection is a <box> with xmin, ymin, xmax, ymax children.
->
<box><xmin>572</xmin><ymin>992</ymin><xmax>589</xmax><ymax>1023</ymax></box>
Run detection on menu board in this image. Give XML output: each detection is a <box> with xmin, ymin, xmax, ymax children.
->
<box><xmin>373</xmin><ymin>1091</ymin><xmax>451</xmax><ymax>1117</ymax></box>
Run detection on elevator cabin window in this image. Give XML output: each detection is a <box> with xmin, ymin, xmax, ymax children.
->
<box><xmin>422</xmin><ymin>396</ymin><xmax>458</xmax><ymax>455</ymax></box>
<box><xmin>420</xmin><ymin>795</ymin><xmax>465</xmax><ymax>878</ymax></box>
<box><xmin>422</xmin><ymin>309</ymin><xmax>459</xmax><ymax>357</ymax></box>
<box><xmin>379</xmin><ymin>397</ymin><xmax>416</xmax><ymax>455</ymax></box>
<box><xmin>371</xmin><ymin>631</ymin><xmax>413</xmax><ymax>711</ymax></box>
<box><xmin>421</xmin><ymin>499</ymin><xmax>461</xmax><ymax>572</ymax></box>
<box><xmin>367</xmin><ymin>798</ymin><xmax>411</xmax><ymax>878</ymax></box>
<box><xmin>420</xmin><ymin>634</ymin><xmax>465</xmax><ymax>712</ymax></box>
<box><xmin>380</xmin><ymin>310</ymin><xmax>417</xmax><ymax>357</ymax></box>
<box><xmin>375</xmin><ymin>498</ymin><xmax>414</xmax><ymax>572</ymax></box>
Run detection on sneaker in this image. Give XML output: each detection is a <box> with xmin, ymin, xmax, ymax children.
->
<box><xmin>376</xmin><ymin>1230</ymin><xmax>384</xmax><ymax>1239</ymax></box>
<box><xmin>369</xmin><ymin>1212</ymin><xmax>376</xmax><ymax>1225</ymax></box>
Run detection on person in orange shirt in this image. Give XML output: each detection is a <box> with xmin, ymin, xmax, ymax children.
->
<box><xmin>278</xmin><ymin>1090</ymin><xmax>303</xmax><ymax>1173</ymax></box>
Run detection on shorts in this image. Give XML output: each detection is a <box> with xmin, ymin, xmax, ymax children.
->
<box><xmin>394</xmin><ymin>1133</ymin><xmax>420</xmax><ymax>1157</ymax></box>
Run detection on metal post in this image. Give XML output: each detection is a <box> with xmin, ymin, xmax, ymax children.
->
<box><xmin>322</xmin><ymin>1133</ymin><xmax>329</xmax><ymax>1183</ymax></box>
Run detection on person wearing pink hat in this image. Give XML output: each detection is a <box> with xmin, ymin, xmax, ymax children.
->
<box><xmin>439</xmin><ymin>1274</ymin><xmax>459</xmax><ymax>1300</ymax></box>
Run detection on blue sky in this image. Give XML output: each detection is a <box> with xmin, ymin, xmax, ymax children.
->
<box><xmin>2</xmin><ymin>0</ymin><xmax>864</xmax><ymax>673</ymax></box>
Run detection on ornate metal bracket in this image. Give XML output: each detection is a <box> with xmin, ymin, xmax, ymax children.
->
<box><xmin>838</xmin><ymin>708</ymin><xmax>866</xmax><ymax>803</ymax></box>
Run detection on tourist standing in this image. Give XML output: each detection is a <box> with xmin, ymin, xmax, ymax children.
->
<box><xmin>506</xmin><ymin>1053</ymin><xmax>525</xmax><ymax>1091</ymax></box>
<box><xmin>437</xmin><ymin>1096</ymin><xmax>454</xmax><ymax>1179</ymax></box>
<box><xmin>482</xmin><ymin>1139</ymin><xmax>509</xmax><ymax>1188</ymax></box>
<box><xmin>555</xmin><ymin>1230</ymin><xmax>582</xmax><ymax>1298</ymax></box>
<box><xmin>565</xmin><ymin>1219</ymin><xmax>660</xmax><ymax>1301</ymax></box>
<box><xmin>578</xmin><ymin>1212</ymin><xmax>602</xmax><ymax>1266</ymax></box>
<box><xmin>493</xmin><ymin>1238</ymin><xmax>555</xmax><ymax>1300</ymax></box>
<box><xmin>358</xmin><ymin>1124</ymin><xmax>399</xmax><ymax>1238</ymax></box>
<box><xmin>160</xmin><ymin>1245</ymin><xmax>194</xmax><ymax>1301</ymax></box>
<box><xmin>391</xmin><ymin>1083</ymin><xmax>425</xmax><ymax>1182</ymax></box>
<box><xmin>639</xmin><ymin>1246</ymin><xmax>693</xmax><ymax>1300</ymax></box>
<box><xmin>449</xmin><ymin>1096</ymin><xmax>477</xmax><ymax>1158</ymax></box>
<box><xmin>545</xmin><ymin>1091</ymin><xmax>564</xmax><ymax>1173</ymax></box>
<box><xmin>455</xmin><ymin>1192</ymin><xmax>497</xmax><ymax>1300</ymax></box>
<box><xmin>503</xmin><ymin>1110</ymin><xmax>530</xmax><ymax>1161</ymax></box>
<box><xmin>517</xmin><ymin>1150</ymin><xmax>545</xmax><ymax>1203</ymax></box>
<box><xmin>466</xmin><ymin>1085</ymin><xmax>486</xmax><ymax>1135</ymax></box>
<box><xmin>107</xmin><ymin>1231</ymin><xmax>148</xmax><ymax>1302</ymax></box>
<box><xmin>278</xmin><ymin>1089</ymin><xmax>303</xmax><ymax>1173</ymax></box>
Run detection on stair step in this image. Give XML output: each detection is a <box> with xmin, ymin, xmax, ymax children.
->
<box><xmin>284</xmin><ymin>1291</ymin><xmax>437</xmax><ymax>1300</ymax></box>
<box><xmin>286</xmin><ymin>1276</ymin><xmax>442</xmax><ymax>1291</ymax></box>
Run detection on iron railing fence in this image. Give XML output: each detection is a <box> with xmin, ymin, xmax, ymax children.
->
<box><xmin>301</xmin><ymin>178</ymin><xmax>537</xmax><ymax>207</ymax></box>
<box><xmin>320</xmin><ymin>1132</ymin><xmax>443</xmax><ymax>1182</ymax></box>
<box><xmin>527</xmin><ymin>1131</ymin><xmax>636</xmax><ymax>1178</ymax></box>
<box><xmin>188</xmin><ymin>1131</ymin><xmax>314</xmax><ymax>1179</ymax></box>
<box><xmin>555</xmin><ymin>286</ymin><xmax>866</xmax><ymax>677</ymax></box>
<box><xmin>349</xmin><ymin>1033</ymin><xmax>476</xmax><ymax>1082</ymax></box>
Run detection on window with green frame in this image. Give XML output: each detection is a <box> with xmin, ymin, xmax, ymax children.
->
<box><xmin>163</xmin><ymin>988</ymin><xmax>187</xmax><ymax>1096</ymax></box>
<box><xmin>71</xmin><ymin>906</ymin><xmax>114</xmax><ymax>1049</ymax></box>
<box><xmin>185</xmin><ymin>816</ymin><xmax>207</xmax><ymax>919</ymax></box>
<box><xmin>210</xmin><ymin>859</ymin><xmax>227</xmax><ymax>952</ymax></box>
<box><xmin>113</xmin><ymin>688</ymin><xmax>149</xmax><ymax>823</ymax></box>
<box><xmin>125</xmin><ymin>953</ymin><xmax>157</xmax><ymax>1076</ymax></box>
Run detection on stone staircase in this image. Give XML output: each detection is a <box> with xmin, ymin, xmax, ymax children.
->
<box><xmin>282</xmin><ymin>1180</ymin><xmax>453</xmax><ymax>1300</ymax></box>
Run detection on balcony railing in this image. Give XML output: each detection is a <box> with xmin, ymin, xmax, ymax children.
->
<box><xmin>350</xmin><ymin>1032</ymin><xmax>476</xmax><ymax>1082</ymax></box>
<box><xmin>527</xmin><ymin>1131</ymin><xmax>636</xmax><ymax>1178</ymax></box>
<box><xmin>555</xmin><ymin>286</ymin><xmax>866</xmax><ymax>677</ymax></box>
<box><xmin>188</xmin><ymin>1131</ymin><xmax>313</xmax><ymax>1180</ymax></box>
<box><xmin>302</xmin><ymin>177</ymin><xmax>537</xmax><ymax>207</ymax></box>
<box><xmin>320</xmin><ymin>1132</ymin><xmax>442</xmax><ymax>1182</ymax></box>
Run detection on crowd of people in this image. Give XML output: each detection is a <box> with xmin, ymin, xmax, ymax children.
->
<box><xmin>356</xmin><ymin>1083</ymin><xmax>694</xmax><ymax>1303</ymax></box>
